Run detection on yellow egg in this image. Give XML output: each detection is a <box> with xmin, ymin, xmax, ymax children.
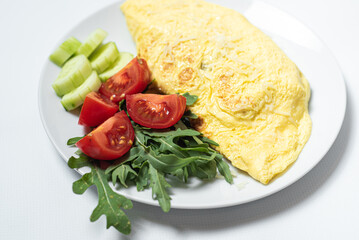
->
<box><xmin>121</xmin><ymin>0</ymin><xmax>312</xmax><ymax>184</ymax></box>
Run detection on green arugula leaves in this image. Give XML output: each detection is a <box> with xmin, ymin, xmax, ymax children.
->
<box><xmin>66</xmin><ymin>93</ymin><xmax>233</xmax><ymax>235</ymax></box>
<box><xmin>182</xmin><ymin>92</ymin><xmax>198</xmax><ymax>106</ymax></box>
<box><xmin>148</xmin><ymin>164</ymin><xmax>172</xmax><ymax>212</ymax></box>
<box><xmin>68</xmin><ymin>153</ymin><xmax>133</xmax><ymax>234</ymax></box>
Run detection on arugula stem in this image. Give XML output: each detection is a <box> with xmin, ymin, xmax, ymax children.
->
<box><xmin>134</xmin><ymin>134</ymin><xmax>148</xmax><ymax>149</ymax></box>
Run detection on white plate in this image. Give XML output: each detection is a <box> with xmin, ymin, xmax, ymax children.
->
<box><xmin>39</xmin><ymin>0</ymin><xmax>346</xmax><ymax>209</ymax></box>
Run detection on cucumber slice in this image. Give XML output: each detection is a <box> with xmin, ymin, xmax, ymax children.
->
<box><xmin>49</xmin><ymin>37</ymin><xmax>81</xmax><ymax>66</ymax></box>
<box><xmin>89</xmin><ymin>42</ymin><xmax>119</xmax><ymax>74</ymax></box>
<box><xmin>99</xmin><ymin>52</ymin><xmax>134</xmax><ymax>82</ymax></box>
<box><xmin>52</xmin><ymin>55</ymin><xmax>92</xmax><ymax>97</ymax></box>
<box><xmin>75</xmin><ymin>29</ymin><xmax>108</xmax><ymax>57</ymax></box>
<box><xmin>61</xmin><ymin>71</ymin><xmax>102</xmax><ymax>111</ymax></box>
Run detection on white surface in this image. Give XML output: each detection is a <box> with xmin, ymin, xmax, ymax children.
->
<box><xmin>0</xmin><ymin>0</ymin><xmax>358</xmax><ymax>239</ymax></box>
<box><xmin>38</xmin><ymin>0</ymin><xmax>346</xmax><ymax>210</ymax></box>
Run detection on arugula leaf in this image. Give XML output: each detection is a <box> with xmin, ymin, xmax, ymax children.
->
<box><xmin>67</xmin><ymin>136</ymin><xmax>84</xmax><ymax>146</ymax></box>
<box><xmin>137</xmin><ymin>127</ymin><xmax>208</xmax><ymax>155</ymax></box>
<box><xmin>136</xmin><ymin>127</ymin><xmax>201</xmax><ymax>138</ymax></box>
<box><xmin>215</xmin><ymin>155</ymin><xmax>233</xmax><ymax>184</ymax></box>
<box><xmin>136</xmin><ymin>163</ymin><xmax>150</xmax><ymax>191</ymax></box>
<box><xmin>105</xmin><ymin>147</ymin><xmax>143</xmax><ymax>174</ymax></box>
<box><xmin>189</xmin><ymin>160</ymin><xmax>217</xmax><ymax>180</ymax></box>
<box><xmin>111</xmin><ymin>164</ymin><xmax>137</xmax><ymax>188</ymax></box>
<box><xmin>68</xmin><ymin>155</ymin><xmax>133</xmax><ymax>235</ymax></box>
<box><xmin>148</xmin><ymin>150</ymin><xmax>217</xmax><ymax>173</ymax></box>
<box><xmin>182</xmin><ymin>92</ymin><xmax>198</xmax><ymax>106</ymax></box>
<box><xmin>183</xmin><ymin>110</ymin><xmax>198</xmax><ymax>119</ymax></box>
<box><xmin>172</xmin><ymin>167</ymin><xmax>189</xmax><ymax>183</ymax></box>
<box><xmin>67</xmin><ymin>152</ymin><xmax>91</xmax><ymax>169</ymax></box>
<box><xmin>148</xmin><ymin>164</ymin><xmax>171</xmax><ymax>212</ymax></box>
<box><xmin>146</xmin><ymin>151</ymin><xmax>194</xmax><ymax>173</ymax></box>
<box><xmin>199</xmin><ymin>136</ymin><xmax>219</xmax><ymax>146</ymax></box>
<box><xmin>183</xmin><ymin>167</ymin><xmax>189</xmax><ymax>182</ymax></box>
<box><xmin>132</xmin><ymin>154</ymin><xmax>148</xmax><ymax>169</ymax></box>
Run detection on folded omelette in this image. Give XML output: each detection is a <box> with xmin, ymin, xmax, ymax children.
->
<box><xmin>121</xmin><ymin>0</ymin><xmax>312</xmax><ymax>184</ymax></box>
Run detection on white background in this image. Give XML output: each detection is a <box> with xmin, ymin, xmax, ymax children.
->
<box><xmin>0</xmin><ymin>0</ymin><xmax>358</xmax><ymax>239</ymax></box>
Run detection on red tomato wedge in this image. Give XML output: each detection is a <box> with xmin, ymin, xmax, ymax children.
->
<box><xmin>76</xmin><ymin>111</ymin><xmax>135</xmax><ymax>160</ymax></box>
<box><xmin>126</xmin><ymin>93</ymin><xmax>186</xmax><ymax>129</ymax></box>
<box><xmin>78</xmin><ymin>92</ymin><xmax>118</xmax><ymax>127</ymax></box>
<box><xmin>99</xmin><ymin>57</ymin><xmax>151</xmax><ymax>103</ymax></box>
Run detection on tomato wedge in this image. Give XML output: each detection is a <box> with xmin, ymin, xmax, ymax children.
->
<box><xmin>126</xmin><ymin>93</ymin><xmax>186</xmax><ymax>129</ymax></box>
<box><xmin>76</xmin><ymin>111</ymin><xmax>134</xmax><ymax>160</ymax></box>
<box><xmin>99</xmin><ymin>57</ymin><xmax>151</xmax><ymax>103</ymax></box>
<box><xmin>78</xmin><ymin>92</ymin><xmax>118</xmax><ymax>127</ymax></box>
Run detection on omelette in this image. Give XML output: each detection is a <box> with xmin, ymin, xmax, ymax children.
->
<box><xmin>121</xmin><ymin>0</ymin><xmax>312</xmax><ymax>184</ymax></box>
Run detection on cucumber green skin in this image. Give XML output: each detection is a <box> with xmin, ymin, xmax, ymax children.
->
<box><xmin>99</xmin><ymin>52</ymin><xmax>134</xmax><ymax>82</ymax></box>
<box><xmin>75</xmin><ymin>29</ymin><xmax>108</xmax><ymax>57</ymax></box>
<box><xmin>52</xmin><ymin>55</ymin><xmax>92</xmax><ymax>97</ymax></box>
<box><xmin>61</xmin><ymin>71</ymin><xmax>102</xmax><ymax>111</ymax></box>
<box><xmin>49</xmin><ymin>37</ymin><xmax>81</xmax><ymax>67</ymax></box>
<box><xmin>90</xmin><ymin>42</ymin><xmax>120</xmax><ymax>74</ymax></box>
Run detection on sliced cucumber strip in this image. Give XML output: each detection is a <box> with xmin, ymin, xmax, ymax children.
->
<box><xmin>99</xmin><ymin>52</ymin><xmax>134</xmax><ymax>82</ymax></box>
<box><xmin>52</xmin><ymin>55</ymin><xmax>92</xmax><ymax>97</ymax></box>
<box><xmin>49</xmin><ymin>37</ymin><xmax>81</xmax><ymax>66</ymax></box>
<box><xmin>61</xmin><ymin>71</ymin><xmax>102</xmax><ymax>111</ymax></box>
<box><xmin>75</xmin><ymin>29</ymin><xmax>108</xmax><ymax>57</ymax></box>
<box><xmin>89</xmin><ymin>42</ymin><xmax>119</xmax><ymax>74</ymax></box>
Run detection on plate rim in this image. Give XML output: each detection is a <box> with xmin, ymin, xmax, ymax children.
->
<box><xmin>38</xmin><ymin>0</ymin><xmax>347</xmax><ymax>209</ymax></box>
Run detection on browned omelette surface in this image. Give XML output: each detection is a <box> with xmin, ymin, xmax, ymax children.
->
<box><xmin>121</xmin><ymin>0</ymin><xmax>312</xmax><ymax>184</ymax></box>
